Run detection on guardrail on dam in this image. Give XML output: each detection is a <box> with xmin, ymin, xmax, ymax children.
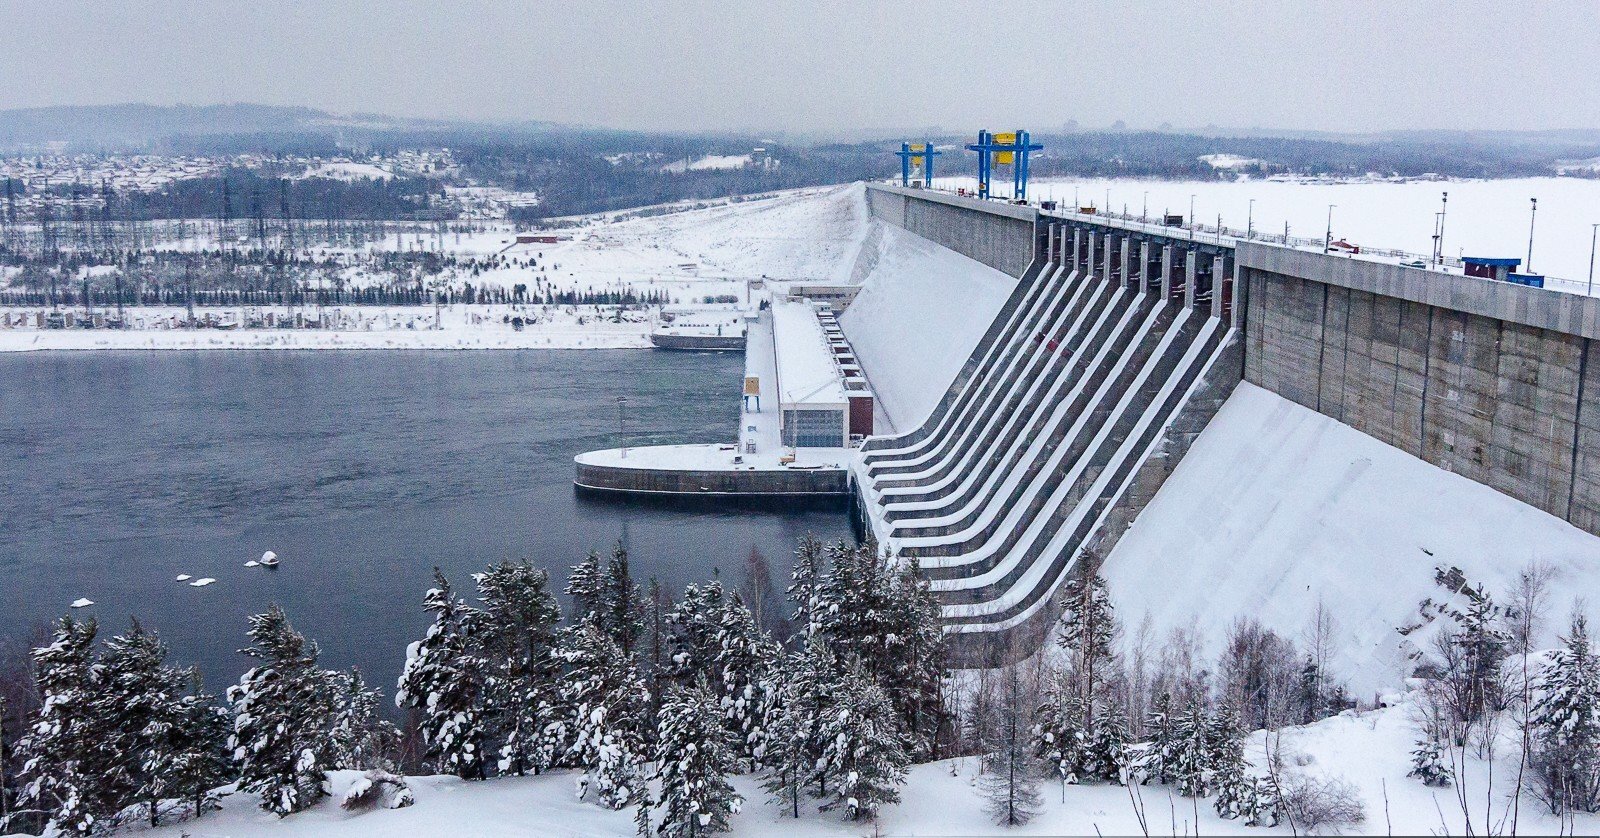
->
<box><xmin>858</xmin><ymin>182</ymin><xmax>1600</xmax><ymax>663</ymax></box>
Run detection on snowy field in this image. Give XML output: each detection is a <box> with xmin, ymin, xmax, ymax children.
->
<box><xmin>934</xmin><ymin>175</ymin><xmax>1600</xmax><ymax>288</ymax></box>
<box><xmin>1106</xmin><ymin>382</ymin><xmax>1600</xmax><ymax>696</ymax></box>
<box><xmin>115</xmin><ymin>690</ymin><xmax>1594</xmax><ymax>838</ymax></box>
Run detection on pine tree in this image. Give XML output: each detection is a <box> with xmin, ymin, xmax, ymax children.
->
<box><xmin>1242</xmin><ymin>773</ymin><xmax>1283</xmax><ymax>827</ymax></box>
<box><xmin>99</xmin><ymin>622</ymin><xmax>208</xmax><ymax>827</ymax></box>
<box><xmin>143</xmin><ymin>693</ymin><xmax>231</xmax><ymax>825</ymax></box>
<box><xmin>1031</xmin><ymin>686</ymin><xmax>1086</xmax><ymax>788</ymax></box>
<box><xmin>566</xmin><ymin>550</ymin><xmax>607</xmax><ymax>620</ymax></box>
<box><xmin>880</xmin><ymin>558</ymin><xmax>948</xmax><ymax>758</ymax></box>
<box><xmin>1529</xmin><ymin>614</ymin><xmax>1600</xmax><ymax>813</ymax></box>
<box><xmin>395</xmin><ymin>570</ymin><xmax>491</xmax><ymax>780</ymax></box>
<box><xmin>786</xmin><ymin>534</ymin><xmax>825</xmax><ymax>638</ymax></box>
<box><xmin>711</xmin><ymin>592</ymin><xmax>778</xmax><ymax>768</ymax></box>
<box><xmin>982</xmin><ymin>667</ymin><xmax>1043</xmax><ymax>827</ymax></box>
<box><xmin>475</xmin><ymin>560</ymin><xmax>563</xmax><ymax>776</ymax></box>
<box><xmin>229</xmin><ymin>606</ymin><xmax>341</xmax><ymax>817</ymax></box>
<box><xmin>1057</xmin><ymin>569</ymin><xmax>1116</xmax><ymax>713</ymax></box>
<box><xmin>664</xmin><ymin>581</ymin><xmax>730</xmax><ymax>688</ymax></box>
<box><xmin>1407</xmin><ymin>736</ymin><xmax>1454</xmax><ymax>788</ymax></box>
<box><xmin>603</xmin><ymin>543</ymin><xmax>644</xmax><ymax>656</ymax></box>
<box><xmin>1456</xmin><ymin>585</ymin><xmax>1509</xmax><ymax>724</ymax></box>
<box><xmin>327</xmin><ymin>670</ymin><xmax>400</xmax><ymax>771</ymax></box>
<box><xmin>1208</xmin><ymin>703</ymin><xmax>1250</xmax><ymax>818</ymax></box>
<box><xmin>1168</xmin><ymin>697</ymin><xmax>1212</xmax><ymax>796</ymax></box>
<box><xmin>17</xmin><ymin>617</ymin><xmax>104</xmax><ymax>835</ymax></box>
<box><xmin>760</xmin><ymin>640</ymin><xmax>836</xmax><ymax>818</ymax></box>
<box><xmin>817</xmin><ymin>657</ymin><xmax>909</xmax><ymax>821</ymax></box>
<box><xmin>1082</xmin><ymin>705</ymin><xmax>1129</xmax><ymax>784</ymax></box>
<box><xmin>652</xmin><ymin>684</ymin><xmax>743</xmax><ymax>837</ymax></box>
<box><xmin>1133</xmin><ymin>692</ymin><xmax>1177</xmax><ymax>786</ymax></box>
<box><xmin>557</xmin><ymin>620</ymin><xmax>650</xmax><ymax>810</ymax></box>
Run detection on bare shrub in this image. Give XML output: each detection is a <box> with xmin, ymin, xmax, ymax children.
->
<box><xmin>1279</xmin><ymin>773</ymin><xmax>1366</xmax><ymax>835</ymax></box>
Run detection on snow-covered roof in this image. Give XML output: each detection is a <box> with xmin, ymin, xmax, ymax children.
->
<box><xmin>771</xmin><ymin>299</ymin><xmax>847</xmax><ymax>408</ymax></box>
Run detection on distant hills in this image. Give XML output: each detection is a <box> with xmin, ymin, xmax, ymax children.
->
<box><xmin>0</xmin><ymin>103</ymin><xmax>545</xmax><ymax>152</ymax></box>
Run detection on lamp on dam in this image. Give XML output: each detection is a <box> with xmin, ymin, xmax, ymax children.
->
<box><xmin>964</xmin><ymin>130</ymin><xmax>1043</xmax><ymax>201</ymax></box>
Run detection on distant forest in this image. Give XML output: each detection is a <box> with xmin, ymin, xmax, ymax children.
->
<box><xmin>1</xmin><ymin>105</ymin><xmax>1597</xmax><ymax>228</ymax></box>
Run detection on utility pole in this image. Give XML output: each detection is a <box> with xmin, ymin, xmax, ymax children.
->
<box><xmin>1324</xmin><ymin>205</ymin><xmax>1336</xmax><ymax>253</ymax></box>
<box><xmin>1247</xmin><ymin>198</ymin><xmax>1255</xmax><ymax>240</ymax></box>
<box><xmin>1526</xmin><ymin>198</ymin><xmax>1538</xmax><ymax>272</ymax></box>
<box><xmin>1588</xmin><ymin>223</ymin><xmax>1597</xmax><ymax>296</ymax></box>
<box><xmin>1142</xmin><ymin>191</ymin><xmax>1149</xmax><ymax>220</ymax></box>
<box><xmin>617</xmin><ymin>396</ymin><xmax>629</xmax><ymax>459</ymax></box>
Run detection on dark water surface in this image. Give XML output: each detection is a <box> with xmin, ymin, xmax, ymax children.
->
<box><xmin>0</xmin><ymin>350</ymin><xmax>849</xmax><ymax>693</ymax></box>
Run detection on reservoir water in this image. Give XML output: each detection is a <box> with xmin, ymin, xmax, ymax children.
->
<box><xmin>0</xmin><ymin>350</ymin><xmax>850</xmax><ymax>694</ymax></box>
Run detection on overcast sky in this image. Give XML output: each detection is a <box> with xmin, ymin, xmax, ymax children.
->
<box><xmin>2</xmin><ymin>0</ymin><xmax>1596</xmax><ymax>136</ymax></box>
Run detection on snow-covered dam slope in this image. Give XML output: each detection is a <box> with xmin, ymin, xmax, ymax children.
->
<box><xmin>1104</xmin><ymin>380</ymin><xmax>1600</xmax><ymax>695</ymax></box>
<box><xmin>838</xmin><ymin>222</ymin><xmax>1017</xmax><ymax>430</ymax></box>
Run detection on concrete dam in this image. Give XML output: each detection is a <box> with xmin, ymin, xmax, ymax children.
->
<box><xmin>855</xmin><ymin>183</ymin><xmax>1600</xmax><ymax>662</ymax></box>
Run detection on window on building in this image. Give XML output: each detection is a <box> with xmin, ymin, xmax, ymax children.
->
<box><xmin>782</xmin><ymin>408</ymin><xmax>844</xmax><ymax>448</ymax></box>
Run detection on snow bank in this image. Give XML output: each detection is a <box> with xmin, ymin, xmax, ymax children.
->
<box><xmin>838</xmin><ymin>223</ymin><xmax>1016</xmax><ymax>430</ymax></box>
<box><xmin>129</xmin><ymin>690</ymin><xmax>1597</xmax><ymax>837</ymax></box>
<box><xmin>1105</xmin><ymin>381</ymin><xmax>1600</xmax><ymax>695</ymax></box>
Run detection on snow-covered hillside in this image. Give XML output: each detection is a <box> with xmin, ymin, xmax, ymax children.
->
<box><xmin>115</xmin><ymin>690</ymin><xmax>1595</xmax><ymax>837</ymax></box>
<box><xmin>838</xmin><ymin>222</ymin><xmax>1017</xmax><ymax>430</ymax></box>
<box><xmin>1105</xmin><ymin>382</ymin><xmax>1600</xmax><ymax>695</ymax></box>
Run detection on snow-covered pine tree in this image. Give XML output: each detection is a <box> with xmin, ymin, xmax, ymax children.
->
<box><xmin>475</xmin><ymin>560</ymin><xmax>562</xmax><ymax>776</ymax></box>
<box><xmin>652</xmin><ymin>684</ymin><xmax>743</xmax><ymax>837</ymax></box>
<box><xmin>327</xmin><ymin>669</ymin><xmax>400</xmax><ymax>771</ymax></box>
<box><xmin>1082</xmin><ymin>705</ymin><xmax>1129</xmax><ymax>784</ymax></box>
<box><xmin>1407</xmin><ymin>736</ymin><xmax>1454</xmax><ymax>788</ymax></box>
<box><xmin>395</xmin><ymin>570</ymin><xmax>491</xmax><ymax>780</ymax></box>
<box><xmin>817</xmin><ymin>656</ymin><xmax>909</xmax><ymax>821</ymax></box>
<box><xmin>1168</xmin><ymin>697</ymin><xmax>1212</xmax><ymax>797</ymax></box>
<box><xmin>17</xmin><ymin>617</ymin><xmax>104</xmax><ymax>835</ymax></box>
<box><xmin>1031</xmin><ymin>686</ymin><xmax>1086</xmax><ymax>789</ymax></box>
<box><xmin>142</xmin><ymin>691</ymin><xmax>231</xmax><ymax>825</ymax></box>
<box><xmin>1529</xmin><ymin>614</ymin><xmax>1600</xmax><ymax>813</ymax></box>
<box><xmin>567</xmin><ymin>545</ymin><xmax>644</xmax><ymax>654</ymax></box>
<box><xmin>1133</xmin><ymin>692</ymin><xmax>1177</xmax><ymax>786</ymax></box>
<box><xmin>100</xmin><ymin>621</ymin><xmax>220</xmax><ymax>828</ymax></box>
<box><xmin>1456</xmin><ymin>585</ymin><xmax>1509</xmax><ymax>724</ymax></box>
<box><xmin>760</xmin><ymin>639</ymin><xmax>836</xmax><ymax>817</ymax></box>
<box><xmin>1242</xmin><ymin>773</ymin><xmax>1283</xmax><ymax>827</ymax></box>
<box><xmin>786</xmin><ymin>534</ymin><xmax>825</xmax><ymax>639</ymax></box>
<box><xmin>663</xmin><ymin>580</ymin><xmax>730</xmax><ymax>689</ymax></box>
<box><xmin>1207</xmin><ymin>703</ymin><xmax>1250</xmax><ymax>819</ymax></box>
<box><xmin>1057</xmin><ymin>567</ymin><xmax>1116</xmax><ymax>713</ymax></box>
<box><xmin>880</xmin><ymin>558</ymin><xmax>948</xmax><ymax>758</ymax></box>
<box><xmin>557</xmin><ymin>619</ymin><xmax>650</xmax><ymax>810</ymax></box>
<box><xmin>981</xmin><ymin>666</ymin><xmax>1043</xmax><ymax>827</ymax></box>
<box><xmin>712</xmin><ymin>592</ymin><xmax>778</xmax><ymax>769</ymax></box>
<box><xmin>566</xmin><ymin>550</ymin><xmax>607</xmax><ymax>619</ymax></box>
<box><xmin>603</xmin><ymin>543</ymin><xmax>644</xmax><ymax>656</ymax></box>
<box><xmin>229</xmin><ymin>606</ymin><xmax>341</xmax><ymax>817</ymax></box>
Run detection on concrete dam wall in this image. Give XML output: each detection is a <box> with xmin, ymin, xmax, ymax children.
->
<box><xmin>856</xmin><ymin>182</ymin><xmax>1600</xmax><ymax>663</ymax></box>
<box><xmin>1240</xmin><ymin>242</ymin><xmax>1600</xmax><ymax>535</ymax></box>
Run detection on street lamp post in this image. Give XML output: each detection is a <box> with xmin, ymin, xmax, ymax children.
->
<box><xmin>1324</xmin><ymin>205</ymin><xmax>1336</xmax><ymax>253</ymax></box>
<box><xmin>1189</xmin><ymin>194</ymin><xmax>1196</xmax><ymax>227</ymax></box>
<box><xmin>1527</xmin><ymin>198</ymin><xmax>1538</xmax><ymax>272</ymax></box>
<box><xmin>1142</xmin><ymin>191</ymin><xmax>1149</xmax><ymax>220</ymax></box>
<box><xmin>1589</xmin><ymin>223</ymin><xmax>1598</xmax><ymax>296</ymax></box>
<box><xmin>1246</xmin><ymin>199</ymin><xmax>1255</xmax><ymax>240</ymax></box>
<box><xmin>617</xmin><ymin>396</ymin><xmax>628</xmax><ymax>459</ymax></box>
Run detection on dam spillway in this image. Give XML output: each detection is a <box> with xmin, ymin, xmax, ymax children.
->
<box><xmin>854</xmin><ymin>192</ymin><xmax>1242</xmax><ymax>659</ymax></box>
